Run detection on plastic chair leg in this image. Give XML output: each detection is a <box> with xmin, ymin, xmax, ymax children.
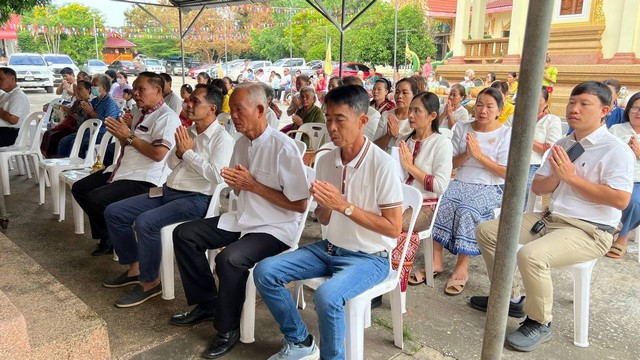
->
<box><xmin>17</xmin><ymin>155</ymin><xmax>26</xmax><ymax>175</ymax></box>
<box><xmin>159</xmin><ymin>223</ymin><xmax>180</xmax><ymax>300</ymax></box>
<box><xmin>239</xmin><ymin>267</ymin><xmax>256</xmax><ymax>344</ymax></box>
<box><xmin>38</xmin><ymin>166</ymin><xmax>46</xmax><ymax>205</ymax></box>
<box><xmin>50</xmin><ymin>169</ymin><xmax>60</xmax><ymax>215</ymax></box>
<box><xmin>344</xmin><ymin>299</ymin><xmax>366</xmax><ymax>360</ymax></box>
<box><xmin>1</xmin><ymin>157</ymin><xmax>10</xmax><ymax>195</ymax></box>
<box><xmin>390</xmin><ymin>287</ymin><xmax>404</xmax><ymax>349</ymax></box>
<box><xmin>422</xmin><ymin>233</ymin><xmax>435</xmax><ymax>288</ymax></box>
<box><xmin>400</xmin><ymin>291</ymin><xmax>407</xmax><ymax>314</ymax></box>
<box><xmin>22</xmin><ymin>155</ymin><xmax>32</xmax><ymax>179</ymax></box>
<box><xmin>294</xmin><ymin>281</ymin><xmax>307</xmax><ymax>310</ymax></box>
<box><xmin>113</xmin><ymin>251</ymin><xmax>119</xmax><ymax>262</ymax></box>
<box><xmin>72</xmin><ymin>197</ymin><xmax>84</xmax><ymax>234</ymax></box>
<box><xmin>569</xmin><ymin>262</ymin><xmax>595</xmax><ymax>348</ymax></box>
<box><xmin>58</xmin><ymin>179</ymin><xmax>66</xmax><ymax>222</ymax></box>
<box><xmin>635</xmin><ymin>227</ymin><xmax>640</xmax><ymax>263</ymax></box>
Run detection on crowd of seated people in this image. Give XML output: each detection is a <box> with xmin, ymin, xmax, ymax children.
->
<box><xmin>24</xmin><ymin>61</ymin><xmax>640</xmax><ymax>359</ymax></box>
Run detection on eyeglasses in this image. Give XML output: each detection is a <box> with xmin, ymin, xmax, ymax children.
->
<box><xmin>630</xmin><ymin>107</ymin><xmax>640</xmax><ymax>114</ymax></box>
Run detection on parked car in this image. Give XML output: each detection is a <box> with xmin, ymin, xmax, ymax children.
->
<box><xmin>188</xmin><ymin>62</ymin><xmax>215</xmax><ymax>79</ymax></box>
<box><xmin>320</xmin><ymin>62</ymin><xmax>383</xmax><ymax>79</ymax></box>
<box><xmin>164</xmin><ymin>60</ymin><xmax>183</xmax><ymax>75</ymax></box>
<box><xmin>140</xmin><ymin>58</ymin><xmax>166</xmax><ymax>74</ymax></box>
<box><xmin>266</xmin><ymin>57</ymin><xmax>309</xmax><ymax>77</ymax></box>
<box><xmin>8</xmin><ymin>53</ymin><xmax>54</xmax><ymax>93</ymax></box>
<box><xmin>108</xmin><ymin>60</ymin><xmax>140</xmax><ymax>76</ymax></box>
<box><xmin>43</xmin><ymin>54</ymin><xmax>80</xmax><ymax>85</ymax></box>
<box><xmin>83</xmin><ymin>59</ymin><xmax>109</xmax><ymax>76</ymax></box>
<box><xmin>228</xmin><ymin>60</ymin><xmax>272</xmax><ymax>82</ymax></box>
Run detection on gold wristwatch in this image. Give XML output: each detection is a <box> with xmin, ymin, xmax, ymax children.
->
<box><xmin>343</xmin><ymin>204</ymin><xmax>355</xmax><ymax>216</ymax></box>
<box><xmin>126</xmin><ymin>134</ymin><xmax>136</xmax><ymax>145</ymax></box>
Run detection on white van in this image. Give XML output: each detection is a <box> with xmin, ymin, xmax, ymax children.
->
<box><xmin>43</xmin><ymin>54</ymin><xmax>80</xmax><ymax>85</ymax></box>
<box><xmin>8</xmin><ymin>53</ymin><xmax>54</xmax><ymax>93</ymax></box>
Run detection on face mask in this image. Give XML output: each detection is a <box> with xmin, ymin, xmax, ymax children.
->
<box><xmin>117</xmin><ymin>78</ymin><xmax>125</xmax><ymax>85</ymax></box>
<box><xmin>91</xmin><ymin>86</ymin><xmax>100</xmax><ymax>96</ymax></box>
<box><xmin>464</xmin><ymin>76</ymin><xmax>470</xmax><ymax>81</ymax></box>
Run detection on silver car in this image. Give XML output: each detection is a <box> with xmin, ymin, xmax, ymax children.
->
<box><xmin>141</xmin><ymin>59</ymin><xmax>166</xmax><ymax>74</ymax></box>
<box><xmin>83</xmin><ymin>59</ymin><xmax>108</xmax><ymax>76</ymax></box>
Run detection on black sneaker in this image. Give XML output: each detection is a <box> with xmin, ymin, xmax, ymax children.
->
<box><xmin>91</xmin><ymin>241</ymin><xmax>113</xmax><ymax>256</ymax></box>
<box><xmin>506</xmin><ymin>317</ymin><xmax>552</xmax><ymax>352</ymax></box>
<box><xmin>115</xmin><ymin>283</ymin><xmax>162</xmax><ymax>308</ymax></box>
<box><xmin>103</xmin><ymin>271</ymin><xmax>140</xmax><ymax>288</ymax></box>
<box><xmin>469</xmin><ymin>295</ymin><xmax>525</xmax><ymax>318</ymax></box>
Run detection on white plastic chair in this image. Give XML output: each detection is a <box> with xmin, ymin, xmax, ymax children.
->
<box><xmin>0</xmin><ymin>112</ymin><xmax>46</xmax><ymax>195</ymax></box>
<box><xmin>38</xmin><ymin>119</ymin><xmax>102</xmax><ymax>215</ymax></box>
<box><xmin>413</xmin><ymin>199</ymin><xmax>442</xmax><ymax>291</ymax></box>
<box><xmin>293</xmin><ymin>185</ymin><xmax>422</xmax><ymax>358</ymax></box>
<box><xmin>57</xmin><ymin>132</ymin><xmax>120</xmax><ymax>233</ymax></box>
<box><xmin>159</xmin><ymin>182</ymin><xmax>228</xmax><ymax>300</ymax></box>
<box><xmin>523</xmin><ymin>190</ymin><xmax>598</xmax><ymax>347</ymax></box>
<box><xmin>286</xmin><ymin>123</ymin><xmax>328</xmax><ymax>151</ymax></box>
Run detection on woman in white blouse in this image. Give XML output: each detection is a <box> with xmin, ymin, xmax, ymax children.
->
<box><xmin>432</xmin><ymin>87</ymin><xmax>511</xmax><ymax>296</ymax></box>
<box><xmin>507</xmin><ymin>86</ymin><xmax>562</xmax><ymax>207</ymax></box>
<box><xmin>439</xmin><ymin>84</ymin><xmax>470</xmax><ymax>129</ymax></box>
<box><xmin>608</xmin><ymin>92</ymin><xmax>640</xmax><ymax>259</ymax></box>
<box><xmin>374</xmin><ymin>77</ymin><xmax>418</xmax><ymax>152</ymax></box>
<box><xmin>397</xmin><ymin>91</ymin><xmax>453</xmax><ymax>285</ymax></box>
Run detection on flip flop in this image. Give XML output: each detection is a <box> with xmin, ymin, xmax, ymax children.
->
<box><xmin>408</xmin><ymin>269</ymin><xmax>426</xmax><ymax>286</ymax></box>
<box><xmin>445</xmin><ymin>277</ymin><xmax>467</xmax><ymax>296</ymax></box>
<box><xmin>606</xmin><ymin>242</ymin><xmax>627</xmax><ymax>259</ymax></box>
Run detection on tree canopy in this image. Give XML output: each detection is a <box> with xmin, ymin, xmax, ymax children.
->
<box><xmin>0</xmin><ymin>0</ymin><xmax>49</xmax><ymax>24</ymax></box>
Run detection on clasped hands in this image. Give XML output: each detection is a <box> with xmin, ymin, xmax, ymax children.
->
<box><xmin>105</xmin><ymin>112</ymin><xmax>134</xmax><ymax>144</ymax></box>
<box><xmin>549</xmin><ymin>145</ymin><xmax>575</xmax><ymax>181</ymax></box>
<box><xmin>221</xmin><ymin>164</ymin><xmax>258</xmax><ymax>192</ymax></box>
<box><xmin>310</xmin><ymin>180</ymin><xmax>347</xmax><ymax>212</ymax></box>
<box><xmin>174</xmin><ymin>126</ymin><xmax>194</xmax><ymax>159</ymax></box>
<box><xmin>465</xmin><ymin>133</ymin><xmax>484</xmax><ymax>161</ymax></box>
<box><xmin>386</xmin><ymin>113</ymin><xmax>399</xmax><ymax>138</ymax></box>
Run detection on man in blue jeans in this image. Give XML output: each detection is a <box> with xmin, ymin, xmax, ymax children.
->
<box><xmin>102</xmin><ymin>84</ymin><xmax>233</xmax><ymax>307</ymax></box>
<box><xmin>254</xmin><ymin>85</ymin><xmax>403</xmax><ymax>360</ymax></box>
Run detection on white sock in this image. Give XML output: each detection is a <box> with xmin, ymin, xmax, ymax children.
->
<box><xmin>510</xmin><ymin>296</ymin><xmax>523</xmax><ymax>304</ymax></box>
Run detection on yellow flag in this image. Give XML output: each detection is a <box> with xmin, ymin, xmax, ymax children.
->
<box><xmin>324</xmin><ymin>37</ymin><xmax>333</xmax><ymax>75</ymax></box>
<box><xmin>217</xmin><ymin>63</ymin><xmax>223</xmax><ymax>78</ymax></box>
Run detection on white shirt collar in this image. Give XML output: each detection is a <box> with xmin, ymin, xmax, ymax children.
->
<box><xmin>333</xmin><ymin>136</ymin><xmax>371</xmax><ymax>169</ymax></box>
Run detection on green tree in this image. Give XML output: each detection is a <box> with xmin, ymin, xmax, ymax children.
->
<box><xmin>17</xmin><ymin>3</ymin><xmax>105</xmax><ymax>65</ymax></box>
<box><xmin>0</xmin><ymin>0</ymin><xmax>49</xmax><ymax>24</ymax></box>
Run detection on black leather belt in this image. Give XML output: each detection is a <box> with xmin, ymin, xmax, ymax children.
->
<box><xmin>580</xmin><ymin>219</ymin><xmax>615</xmax><ymax>235</ymax></box>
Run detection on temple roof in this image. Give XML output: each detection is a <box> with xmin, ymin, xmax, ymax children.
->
<box><xmin>426</xmin><ymin>0</ymin><xmax>513</xmax><ymax>18</ymax></box>
<box><xmin>104</xmin><ymin>32</ymin><xmax>137</xmax><ymax>48</ymax></box>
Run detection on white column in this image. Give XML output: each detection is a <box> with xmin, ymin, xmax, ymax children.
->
<box><xmin>470</xmin><ymin>0</ymin><xmax>487</xmax><ymax>39</ymax></box>
<box><xmin>452</xmin><ymin>0</ymin><xmax>472</xmax><ymax>56</ymax></box>
<box><xmin>507</xmin><ymin>0</ymin><xmax>529</xmax><ymax>56</ymax></box>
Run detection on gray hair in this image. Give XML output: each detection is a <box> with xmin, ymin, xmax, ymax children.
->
<box><xmin>234</xmin><ymin>82</ymin><xmax>267</xmax><ymax>108</ymax></box>
<box><xmin>92</xmin><ymin>74</ymin><xmax>111</xmax><ymax>92</ymax></box>
<box><xmin>299</xmin><ymin>86</ymin><xmax>316</xmax><ymax>98</ymax></box>
<box><xmin>258</xmin><ymin>82</ymin><xmax>275</xmax><ymax>102</ymax></box>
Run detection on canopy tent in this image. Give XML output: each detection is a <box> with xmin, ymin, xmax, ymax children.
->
<box><xmin>111</xmin><ymin>0</ymin><xmax>380</xmax><ymax>81</ymax></box>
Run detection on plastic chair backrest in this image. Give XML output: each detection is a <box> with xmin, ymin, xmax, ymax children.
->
<box><xmin>205</xmin><ymin>182</ymin><xmax>228</xmax><ymax>218</ymax></box>
<box><xmin>68</xmin><ymin>119</ymin><xmax>101</xmax><ymax>164</ymax></box>
<box><xmin>312</xmin><ymin>142</ymin><xmax>336</xmax><ymax>171</ymax></box>
<box><xmin>42</xmin><ymin>98</ymin><xmax>64</xmax><ymax>130</ymax></box>
<box><xmin>392</xmin><ymin>185</ymin><xmax>422</xmax><ymax>275</ymax></box>
<box><xmin>28</xmin><ymin>113</ymin><xmax>48</xmax><ymax>151</ymax></box>
<box><xmin>115</xmin><ymin>99</ymin><xmax>126</xmax><ymax>109</ymax></box>
<box><xmin>439</xmin><ymin>80</ymin><xmax>450</xmax><ymax>88</ymax></box>
<box><xmin>14</xmin><ymin>111</ymin><xmax>44</xmax><ymax>148</ymax></box>
<box><xmin>293</xmin><ymin>139</ymin><xmax>306</xmax><ymax>155</ymax></box>
<box><xmin>525</xmin><ymin>149</ymin><xmax>552</xmax><ymax>213</ymax></box>
<box><xmin>95</xmin><ymin>131</ymin><xmax>116</xmax><ymax>160</ymax></box>
<box><xmin>299</xmin><ymin>123</ymin><xmax>328</xmax><ymax>151</ymax></box>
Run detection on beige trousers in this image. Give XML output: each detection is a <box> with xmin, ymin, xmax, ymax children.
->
<box><xmin>476</xmin><ymin>212</ymin><xmax>612</xmax><ymax>324</ymax></box>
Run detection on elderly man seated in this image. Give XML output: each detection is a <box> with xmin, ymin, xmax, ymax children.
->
<box><xmin>169</xmin><ymin>82</ymin><xmax>310</xmax><ymax>359</ymax></box>
<box><xmin>101</xmin><ymin>84</ymin><xmax>233</xmax><ymax>307</ymax></box>
<box><xmin>0</xmin><ymin>67</ymin><xmax>30</xmax><ymax>147</ymax></box>
<box><xmin>472</xmin><ymin>81</ymin><xmax>634</xmax><ymax>352</ymax></box>
<box><xmin>254</xmin><ymin>85</ymin><xmax>403</xmax><ymax>360</ymax></box>
<box><xmin>71</xmin><ymin>72</ymin><xmax>181</xmax><ymax>256</ymax></box>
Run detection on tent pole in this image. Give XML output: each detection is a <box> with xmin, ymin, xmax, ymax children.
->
<box><xmin>481</xmin><ymin>1</ymin><xmax>555</xmax><ymax>358</ymax></box>
<box><xmin>179</xmin><ymin>7</ymin><xmax>185</xmax><ymax>84</ymax></box>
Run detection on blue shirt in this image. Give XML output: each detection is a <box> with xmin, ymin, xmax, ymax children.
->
<box><xmin>90</xmin><ymin>94</ymin><xmax>120</xmax><ymax>134</ymax></box>
<box><xmin>605</xmin><ymin>106</ymin><xmax>625</xmax><ymax>128</ymax></box>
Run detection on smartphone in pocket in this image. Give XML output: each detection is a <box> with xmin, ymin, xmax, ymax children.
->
<box><xmin>149</xmin><ymin>187</ymin><xmax>163</xmax><ymax>198</ymax></box>
<box><xmin>565</xmin><ymin>142</ymin><xmax>585</xmax><ymax>163</ymax></box>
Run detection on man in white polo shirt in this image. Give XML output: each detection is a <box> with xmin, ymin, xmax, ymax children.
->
<box><xmin>0</xmin><ymin>67</ymin><xmax>30</xmax><ymax>147</ymax></box>
<box><xmin>71</xmin><ymin>72</ymin><xmax>180</xmax><ymax>256</ymax></box>
<box><xmin>101</xmin><ymin>84</ymin><xmax>233</xmax><ymax>308</ymax></box>
<box><xmin>169</xmin><ymin>82</ymin><xmax>310</xmax><ymax>360</ymax></box>
<box><xmin>254</xmin><ymin>85</ymin><xmax>403</xmax><ymax>360</ymax></box>
<box><xmin>471</xmin><ymin>81</ymin><xmax>634</xmax><ymax>352</ymax></box>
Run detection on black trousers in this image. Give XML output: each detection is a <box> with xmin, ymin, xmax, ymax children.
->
<box><xmin>71</xmin><ymin>170</ymin><xmax>154</xmax><ymax>243</ymax></box>
<box><xmin>173</xmin><ymin>216</ymin><xmax>289</xmax><ymax>333</ymax></box>
<box><xmin>0</xmin><ymin>127</ymin><xmax>19</xmax><ymax>147</ymax></box>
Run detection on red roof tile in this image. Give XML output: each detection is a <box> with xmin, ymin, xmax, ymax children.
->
<box><xmin>426</xmin><ymin>0</ymin><xmax>512</xmax><ymax>18</ymax></box>
<box><xmin>104</xmin><ymin>32</ymin><xmax>137</xmax><ymax>48</ymax></box>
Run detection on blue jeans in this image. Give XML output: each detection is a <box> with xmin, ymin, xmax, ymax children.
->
<box><xmin>254</xmin><ymin>240</ymin><xmax>390</xmax><ymax>360</ymax></box>
<box><xmin>104</xmin><ymin>185</ymin><xmax>211</xmax><ymax>282</ymax></box>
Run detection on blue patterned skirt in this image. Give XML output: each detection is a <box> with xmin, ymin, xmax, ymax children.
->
<box><xmin>432</xmin><ymin>180</ymin><xmax>504</xmax><ymax>256</ymax></box>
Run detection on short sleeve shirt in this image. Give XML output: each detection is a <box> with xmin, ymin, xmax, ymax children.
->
<box><xmin>537</xmin><ymin>125</ymin><xmax>634</xmax><ymax>228</ymax></box>
<box><xmin>0</xmin><ymin>86</ymin><xmax>30</xmax><ymax>128</ymax></box>
<box><xmin>217</xmin><ymin>126</ymin><xmax>310</xmax><ymax>247</ymax></box>
<box><xmin>317</xmin><ymin>138</ymin><xmax>403</xmax><ymax>253</ymax></box>
<box><xmin>452</xmin><ymin>122</ymin><xmax>511</xmax><ymax>185</ymax></box>
<box><xmin>111</xmin><ymin>103</ymin><xmax>181</xmax><ymax>185</ymax></box>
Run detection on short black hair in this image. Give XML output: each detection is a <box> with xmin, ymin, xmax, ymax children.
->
<box><xmin>180</xmin><ymin>84</ymin><xmax>193</xmax><ymax>94</ymax></box>
<box><xmin>374</xmin><ymin>78</ymin><xmax>391</xmax><ymax>91</ymax></box>
<box><xmin>329</xmin><ymin>76</ymin><xmax>343</xmax><ymax>86</ymax></box>
<box><xmin>490</xmin><ymin>80</ymin><xmax>509</xmax><ymax>95</ymax></box>
<box><xmin>508</xmin><ymin>72</ymin><xmax>517</xmax><ymax>79</ymax></box>
<box><xmin>450</xmin><ymin>83</ymin><xmax>466</xmax><ymax>98</ymax></box>
<box><xmin>486</xmin><ymin>72</ymin><xmax>496</xmax><ymax>82</ymax></box>
<box><xmin>342</xmin><ymin>76</ymin><xmax>363</xmax><ymax>87</ymax></box>
<box><xmin>540</xmin><ymin>86</ymin><xmax>549</xmax><ymax>102</ymax></box>
<box><xmin>197</xmin><ymin>72</ymin><xmax>211</xmax><ymax>84</ymax></box>
<box><xmin>60</xmin><ymin>67</ymin><xmax>74</xmax><ymax>76</ymax></box>
<box><xmin>396</xmin><ymin>77</ymin><xmax>419</xmax><ymax>96</ymax></box>
<box><xmin>117</xmin><ymin>71</ymin><xmax>128</xmax><ymax>81</ymax></box>
<box><xmin>477</xmin><ymin>87</ymin><xmax>504</xmax><ymax>110</ymax></box>
<box><xmin>210</xmin><ymin>78</ymin><xmax>228</xmax><ymax>96</ymax></box>
<box><xmin>137</xmin><ymin>71</ymin><xmax>165</xmax><ymax>92</ymax></box>
<box><xmin>0</xmin><ymin>67</ymin><xmax>16</xmax><ymax>80</ymax></box>
<box><xmin>159</xmin><ymin>72</ymin><xmax>172</xmax><ymax>85</ymax></box>
<box><xmin>296</xmin><ymin>74</ymin><xmax>310</xmax><ymax>85</ymax></box>
<box><xmin>105</xmin><ymin>69</ymin><xmax>117</xmax><ymax>82</ymax></box>
<box><xmin>324</xmin><ymin>85</ymin><xmax>369</xmax><ymax>117</ymax></box>
<box><xmin>571</xmin><ymin>81</ymin><xmax>612</xmax><ymax>107</ymax></box>
<box><xmin>623</xmin><ymin>92</ymin><xmax>640</xmax><ymax>123</ymax></box>
<box><xmin>194</xmin><ymin>84</ymin><xmax>224</xmax><ymax>116</ymax></box>
<box><xmin>602</xmin><ymin>79</ymin><xmax>621</xmax><ymax>94</ymax></box>
<box><xmin>123</xmin><ymin>88</ymin><xmax>133</xmax><ymax>96</ymax></box>
<box><xmin>76</xmin><ymin>80</ymin><xmax>91</xmax><ymax>91</ymax></box>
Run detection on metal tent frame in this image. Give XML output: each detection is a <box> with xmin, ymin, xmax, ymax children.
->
<box><xmin>110</xmin><ymin>0</ymin><xmax>380</xmax><ymax>81</ymax></box>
